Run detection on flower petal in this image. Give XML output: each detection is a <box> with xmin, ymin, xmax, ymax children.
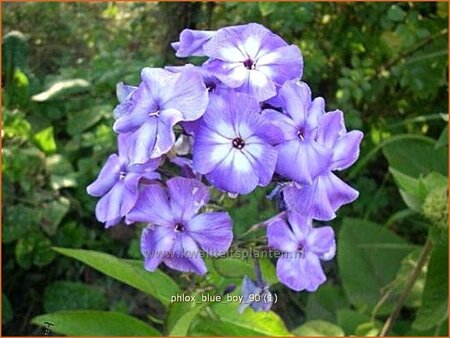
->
<box><xmin>283</xmin><ymin>172</ymin><xmax>359</xmax><ymax>221</ymax></box>
<box><xmin>166</xmin><ymin>177</ymin><xmax>210</xmax><ymax>221</ymax></box>
<box><xmin>128</xmin><ymin>119</ymin><xmax>158</xmax><ymax>164</ymax></box>
<box><xmin>206</xmin><ymin>150</ymin><xmax>259</xmax><ymax>194</ymax></box>
<box><xmin>267</xmin><ymin>217</ymin><xmax>298</xmax><ymax>252</ymax></box>
<box><xmin>95</xmin><ymin>180</ymin><xmax>137</xmax><ymax>226</ymax></box>
<box><xmin>204</xmin><ymin>59</ymin><xmax>249</xmax><ymax>88</ymax></box>
<box><xmin>243</xmin><ymin>140</ymin><xmax>277</xmax><ymax>186</ymax></box>
<box><xmin>187</xmin><ymin>212</ymin><xmax>233</xmax><ymax>255</ymax></box>
<box><xmin>276</xmin><ymin>256</ymin><xmax>309</xmax><ymax>291</ymax></box>
<box><xmin>160</xmin><ymin>69</ymin><xmax>208</xmax><ymax>121</ymax></box>
<box><xmin>257</xmin><ymin>45</ymin><xmax>303</xmax><ymax>85</ymax></box>
<box><xmin>173</xmin><ymin>29</ymin><xmax>215</xmax><ymax>57</ymax></box>
<box><xmin>306</xmin><ymin>226</ymin><xmax>336</xmax><ymax>261</ymax></box>
<box><xmin>331</xmin><ymin>130</ymin><xmax>364</xmax><ymax>171</ymax></box>
<box><xmin>275</xmin><ymin>139</ymin><xmax>331</xmax><ymax>184</ymax></box>
<box><xmin>203</xmin><ymin>25</ymin><xmax>248</xmax><ymax>62</ymax></box>
<box><xmin>193</xmin><ymin>127</ymin><xmax>232</xmax><ymax>174</ymax></box>
<box><xmin>87</xmin><ymin>154</ymin><xmax>121</xmax><ymax>197</ymax></box>
<box><xmin>278</xmin><ymin>80</ymin><xmax>311</xmax><ymax>127</ymax></box>
<box><xmin>141</xmin><ymin>225</ymin><xmax>176</xmax><ymax>272</ymax></box>
<box><xmin>287</xmin><ymin>212</ymin><xmax>312</xmax><ymax>243</ymax></box>
<box><xmin>316</xmin><ymin>110</ymin><xmax>346</xmax><ymax>149</ymax></box>
<box><xmin>238</xmin><ymin>70</ymin><xmax>276</xmax><ymax>102</ymax></box>
<box><xmin>126</xmin><ymin>184</ymin><xmax>174</xmax><ymax>226</ymax></box>
<box><xmin>163</xmin><ymin>234</ymin><xmax>207</xmax><ymax>275</ymax></box>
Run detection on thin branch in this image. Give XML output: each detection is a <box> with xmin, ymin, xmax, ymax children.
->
<box><xmin>379</xmin><ymin>239</ymin><xmax>433</xmax><ymax>336</ymax></box>
<box><xmin>237</xmin><ymin>211</ymin><xmax>286</xmax><ymax>240</ymax></box>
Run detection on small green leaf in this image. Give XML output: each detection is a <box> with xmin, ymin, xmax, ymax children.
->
<box><xmin>388</xmin><ymin>5</ymin><xmax>406</xmax><ymax>22</ymax></box>
<box><xmin>31</xmin><ymin>311</ymin><xmax>161</xmax><ymax>336</ymax></box>
<box><xmin>53</xmin><ymin>247</ymin><xmax>180</xmax><ymax>307</ymax></box>
<box><xmin>31</xmin><ymin>79</ymin><xmax>90</xmax><ymax>102</ymax></box>
<box><xmin>44</xmin><ymin>281</ymin><xmax>107</xmax><ymax>313</ymax></box>
<box><xmin>413</xmin><ymin>239</ymin><xmax>448</xmax><ymax>330</ymax></box>
<box><xmin>292</xmin><ymin>320</ymin><xmax>344</xmax><ymax>336</ymax></box>
<box><xmin>39</xmin><ymin>197</ymin><xmax>70</xmax><ymax>236</ymax></box>
<box><xmin>67</xmin><ymin>104</ymin><xmax>111</xmax><ymax>136</ymax></box>
<box><xmin>33</xmin><ymin>127</ymin><xmax>57</xmax><ymax>154</ymax></box>
<box><xmin>2</xmin><ymin>293</ymin><xmax>13</xmax><ymax>324</ymax></box>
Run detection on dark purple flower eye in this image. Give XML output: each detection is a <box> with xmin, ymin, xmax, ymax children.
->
<box><xmin>173</xmin><ymin>223</ymin><xmax>185</xmax><ymax>232</ymax></box>
<box><xmin>232</xmin><ymin>137</ymin><xmax>246</xmax><ymax>149</ymax></box>
<box><xmin>243</xmin><ymin>59</ymin><xmax>255</xmax><ymax>70</ymax></box>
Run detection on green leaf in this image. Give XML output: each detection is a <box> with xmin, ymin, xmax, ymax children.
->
<box><xmin>337</xmin><ymin>310</ymin><xmax>381</xmax><ymax>336</ymax></box>
<box><xmin>191</xmin><ymin>302</ymin><xmax>291</xmax><ymax>336</ymax></box>
<box><xmin>391</xmin><ymin>249</ymin><xmax>427</xmax><ymax>308</ymax></box>
<box><xmin>33</xmin><ymin>127</ymin><xmax>57</xmax><ymax>154</ymax></box>
<box><xmin>53</xmin><ymin>247</ymin><xmax>180</xmax><ymax>307</ymax></box>
<box><xmin>46</xmin><ymin>154</ymin><xmax>78</xmax><ymax>190</ymax></box>
<box><xmin>167</xmin><ymin>301</ymin><xmax>208</xmax><ymax>336</ymax></box>
<box><xmin>31</xmin><ymin>79</ymin><xmax>90</xmax><ymax>102</ymax></box>
<box><xmin>39</xmin><ymin>197</ymin><xmax>70</xmax><ymax>236</ymax></box>
<box><xmin>31</xmin><ymin>311</ymin><xmax>161</xmax><ymax>336</ymax></box>
<box><xmin>212</xmin><ymin>256</ymin><xmax>278</xmax><ymax>285</ymax></box>
<box><xmin>2</xmin><ymin>293</ymin><xmax>13</xmax><ymax>324</ymax></box>
<box><xmin>413</xmin><ymin>239</ymin><xmax>448</xmax><ymax>330</ymax></box>
<box><xmin>383</xmin><ymin>137</ymin><xmax>447</xmax><ymax>177</ymax></box>
<box><xmin>338</xmin><ymin>218</ymin><xmax>417</xmax><ymax>313</ymax></box>
<box><xmin>15</xmin><ymin>233</ymin><xmax>55</xmax><ymax>269</ymax></box>
<box><xmin>44</xmin><ymin>281</ymin><xmax>107</xmax><ymax>313</ymax></box>
<box><xmin>354</xmin><ymin>322</ymin><xmax>381</xmax><ymax>336</ymax></box>
<box><xmin>306</xmin><ymin>284</ymin><xmax>350</xmax><ymax>322</ymax></box>
<box><xmin>292</xmin><ymin>320</ymin><xmax>344</xmax><ymax>336</ymax></box>
<box><xmin>388</xmin><ymin>5</ymin><xmax>406</xmax><ymax>22</ymax></box>
<box><xmin>67</xmin><ymin>104</ymin><xmax>111</xmax><ymax>136</ymax></box>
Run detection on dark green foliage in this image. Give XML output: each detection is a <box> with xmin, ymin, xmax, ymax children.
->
<box><xmin>2</xmin><ymin>2</ymin><xmax>448</xmax><ymax>336</ymax></box>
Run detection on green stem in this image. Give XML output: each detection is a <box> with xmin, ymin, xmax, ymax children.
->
<box><xmin>379</xmin><ymin>239</ymin><xmax>432</xmax><ymax>336</ymax></box>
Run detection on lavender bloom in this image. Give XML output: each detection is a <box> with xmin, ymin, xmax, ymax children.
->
<box><xmin>263</xmin><ymin>80</ymin><xmax>332</xmax><ymax>184</ymax></box>
<box><xmin>127</xmin><ymin>177</ymin><xmax>233</xmax><ymax>275</ymax></box>
<box><xmin>87</xmin><ymin>134</ymin><xmax>160</xmax><ymax>227</ymax></box>
<box><xmin>203</xmin><ymin>23</ymin><xmax>303</xmax><ymax>102</ymax></box>
<box><xmin>238</xmin><ymin>276</ymin><xmax>273</xmax><ymax>313</ymax></box>
<box><xmin>166</xmin><ymin>63</ymin><xmax>229</xmax><ymax>96</ymax></box>
<box><xmin>267</xmin><ymin>212</ymin><xmax>335</xmax><ymax>292</ymax></box>
<box><xmin>113</xmin><ymin>82</ymin><xmax>137</xmax><ymax>119</ymax></box>
<box><xmin>193</xmin><ymin>91</ymin><xmax>281</xmax><ymax>194</ymax></box>
<box><xmin>171</xmin><ymin>29</ymin><xmax>216</xmax><ymax>57</ymax></box>
<box><xmin>113</xmin><ymin>67</ymin><xmax>208</xmax><ymax>163</ymax></box>
<box><xmin>283</xmin><ymin>110</ymin><xmax>363</xmax><ymax>221</ymax></box>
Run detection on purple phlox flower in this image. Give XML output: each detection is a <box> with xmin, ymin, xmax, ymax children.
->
<box><xmin>127</xmin><ymin>177</ymin><xmax>233</xmax><ymax>275</ymax></box>
<box><xmin>267</xmin><ymin>212</ymin><xmax>335</xmax><ymax>292</ymax></box>
<box><xmin>113</xmin><ymin>82</ymin><xmax>138</xmax><ymax>119</ymax></box>
<box><xmin>171</xmin><ymin>29</ymin><xmax>216</xmax><ymax>58</ymax></box>
<box><xmin>113</xmin><ymin>67</ymin><xmax>208</xmax><ymax>164</ymax></box>
<box><xmin>86</xmin><ymin>134</ymin><xmax>161</xmax><ymax>227</ymax></box>
<box><xmin>283</xmin><ymin>110</ymin><xmax>363</xmax><ymax>221</ymax></box>
<box><xmin>193</xmin><ymin>91</ymin><xmax>282</xmax><ymax>194</ymax></box>
<box><xmin>263</xmin><ymin>80</ymin><xmax>332</xmax><ymax>185</ymax></box>
<box><xmin>166</xmin><ymin>63</ymin><xmax>230</xmax><ymax>96</ymax></box>
<box><xmin>203</xmin><ymin>23</ymin><xmax>303</xmax><ymax>101</ymax></box>
<box><xmin>238</xmin><ymin>276</ymin><xmax>273</xmax><ymax>313</ymax></box>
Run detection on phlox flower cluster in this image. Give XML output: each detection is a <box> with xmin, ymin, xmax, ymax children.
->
<box><xmin>87</xmin><ymin>23</ymin><xmax>363</xmax><ymax>298</ymax></box>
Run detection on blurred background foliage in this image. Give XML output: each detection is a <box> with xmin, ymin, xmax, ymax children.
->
<box><xmin>2</xmin><ymin>2</ymin><xmax>448</xmax><ymax>336</ymax></box>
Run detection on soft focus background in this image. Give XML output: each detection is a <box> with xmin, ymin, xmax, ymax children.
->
<box><xmin>2</xmin><ymin>2</ymin><xmax>448</xmax><ymax>336</ymax></box>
